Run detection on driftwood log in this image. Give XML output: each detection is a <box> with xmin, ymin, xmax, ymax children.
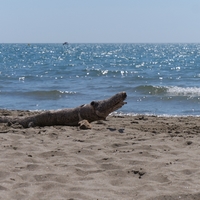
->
<box><xmin>0</xmin><ymin>92</ymin><xmax>127</xmax><ymax>128</ymax></box>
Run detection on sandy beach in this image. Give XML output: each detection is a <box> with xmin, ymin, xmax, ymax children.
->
<box><xmin>0</xmin><ymin>109</ymin><xmax>200</xmax><ymax>200</ymax></box>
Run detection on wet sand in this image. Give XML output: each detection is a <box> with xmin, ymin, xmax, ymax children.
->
<box><xmin>0</xmin><ymin>109</ymin><xmax>200</xmax><ymax>200</ymax></box>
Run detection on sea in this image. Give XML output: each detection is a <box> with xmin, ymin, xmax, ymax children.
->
<box><xmin>0</xmin><ymin>43</ymin><xmax>200</xmax><ymax>116</ymax></box>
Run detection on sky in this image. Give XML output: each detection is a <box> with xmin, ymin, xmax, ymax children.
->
<box><xmin>1</xmin><ymin>0</ymin><xmax>200</xmax><ymax>43</ymax></box>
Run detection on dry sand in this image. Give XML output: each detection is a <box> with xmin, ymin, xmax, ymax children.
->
<box><xmin>0</xmin><ymin>109</ymin><xmax>200</xmax><ymax>200</ymax></box>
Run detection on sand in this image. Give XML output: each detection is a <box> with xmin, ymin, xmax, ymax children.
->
<box><xmin>0</xmin><ymin>109</ymin><xmax>200</xmax><ymax>200</ymax></box>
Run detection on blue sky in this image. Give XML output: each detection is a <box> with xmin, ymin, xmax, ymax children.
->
<box><xmin>1</xmin><ymin>0</ymin><xmax>200</xmax><ymax>43</ymax></box>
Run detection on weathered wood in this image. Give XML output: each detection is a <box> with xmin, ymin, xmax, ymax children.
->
<box><xmin>0</xmin><ymin>92</ymin><xmax>127</xmax><ymax>128</ymax></box>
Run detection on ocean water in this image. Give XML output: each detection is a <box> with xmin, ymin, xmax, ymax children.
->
<box><xmin>0</xmin><ymin>43</ymin><xmax>200</xmax><ymax>116</ymax></box>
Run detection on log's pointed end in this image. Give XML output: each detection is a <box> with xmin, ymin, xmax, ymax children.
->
<box><xmin>121</xmin><ymin>91</ymin><xmax>127</xmax><ymax>105</ymax></box>
<box><xmin>95</xmin><ymin>91</ymin><xmax>127</xmax><ymax>118</ymax></box>
<box><xmin>122</xmin><ymin>91</ymin><xmax>127</xmax><ymax>98</ymax></box>
<box><xmin>112</xmin><ymin>91</ymin><xmax>127</xmax><ymax>110</ymax></box>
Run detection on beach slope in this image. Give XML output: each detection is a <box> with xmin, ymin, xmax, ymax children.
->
<box><xmin>0</xmin><ymin>109</ymin><xmax>200</xmax><ymax>200</ymax></box>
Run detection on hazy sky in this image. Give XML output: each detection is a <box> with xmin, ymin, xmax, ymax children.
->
<box><xmin>1</xmin><ymin>0</ymin><xmax>200</xmax><ymax>43</ymax></box>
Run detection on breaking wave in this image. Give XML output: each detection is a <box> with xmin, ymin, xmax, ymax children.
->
<box><xmin>135</xmin><ymin>85</ymin><xmax>200</xmax><ymax>97</ymax></box>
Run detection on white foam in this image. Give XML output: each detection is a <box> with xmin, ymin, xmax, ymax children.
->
<box><xmin>167</xmin><ymin>86</ymin><xmax>200</xmax><ymax>96</ymax></box>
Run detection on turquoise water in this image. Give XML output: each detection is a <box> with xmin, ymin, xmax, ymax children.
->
<box><xmin>1</xmin><ymin>43</ymin><xmax>200</xmax><ymax>116</ymax></box>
